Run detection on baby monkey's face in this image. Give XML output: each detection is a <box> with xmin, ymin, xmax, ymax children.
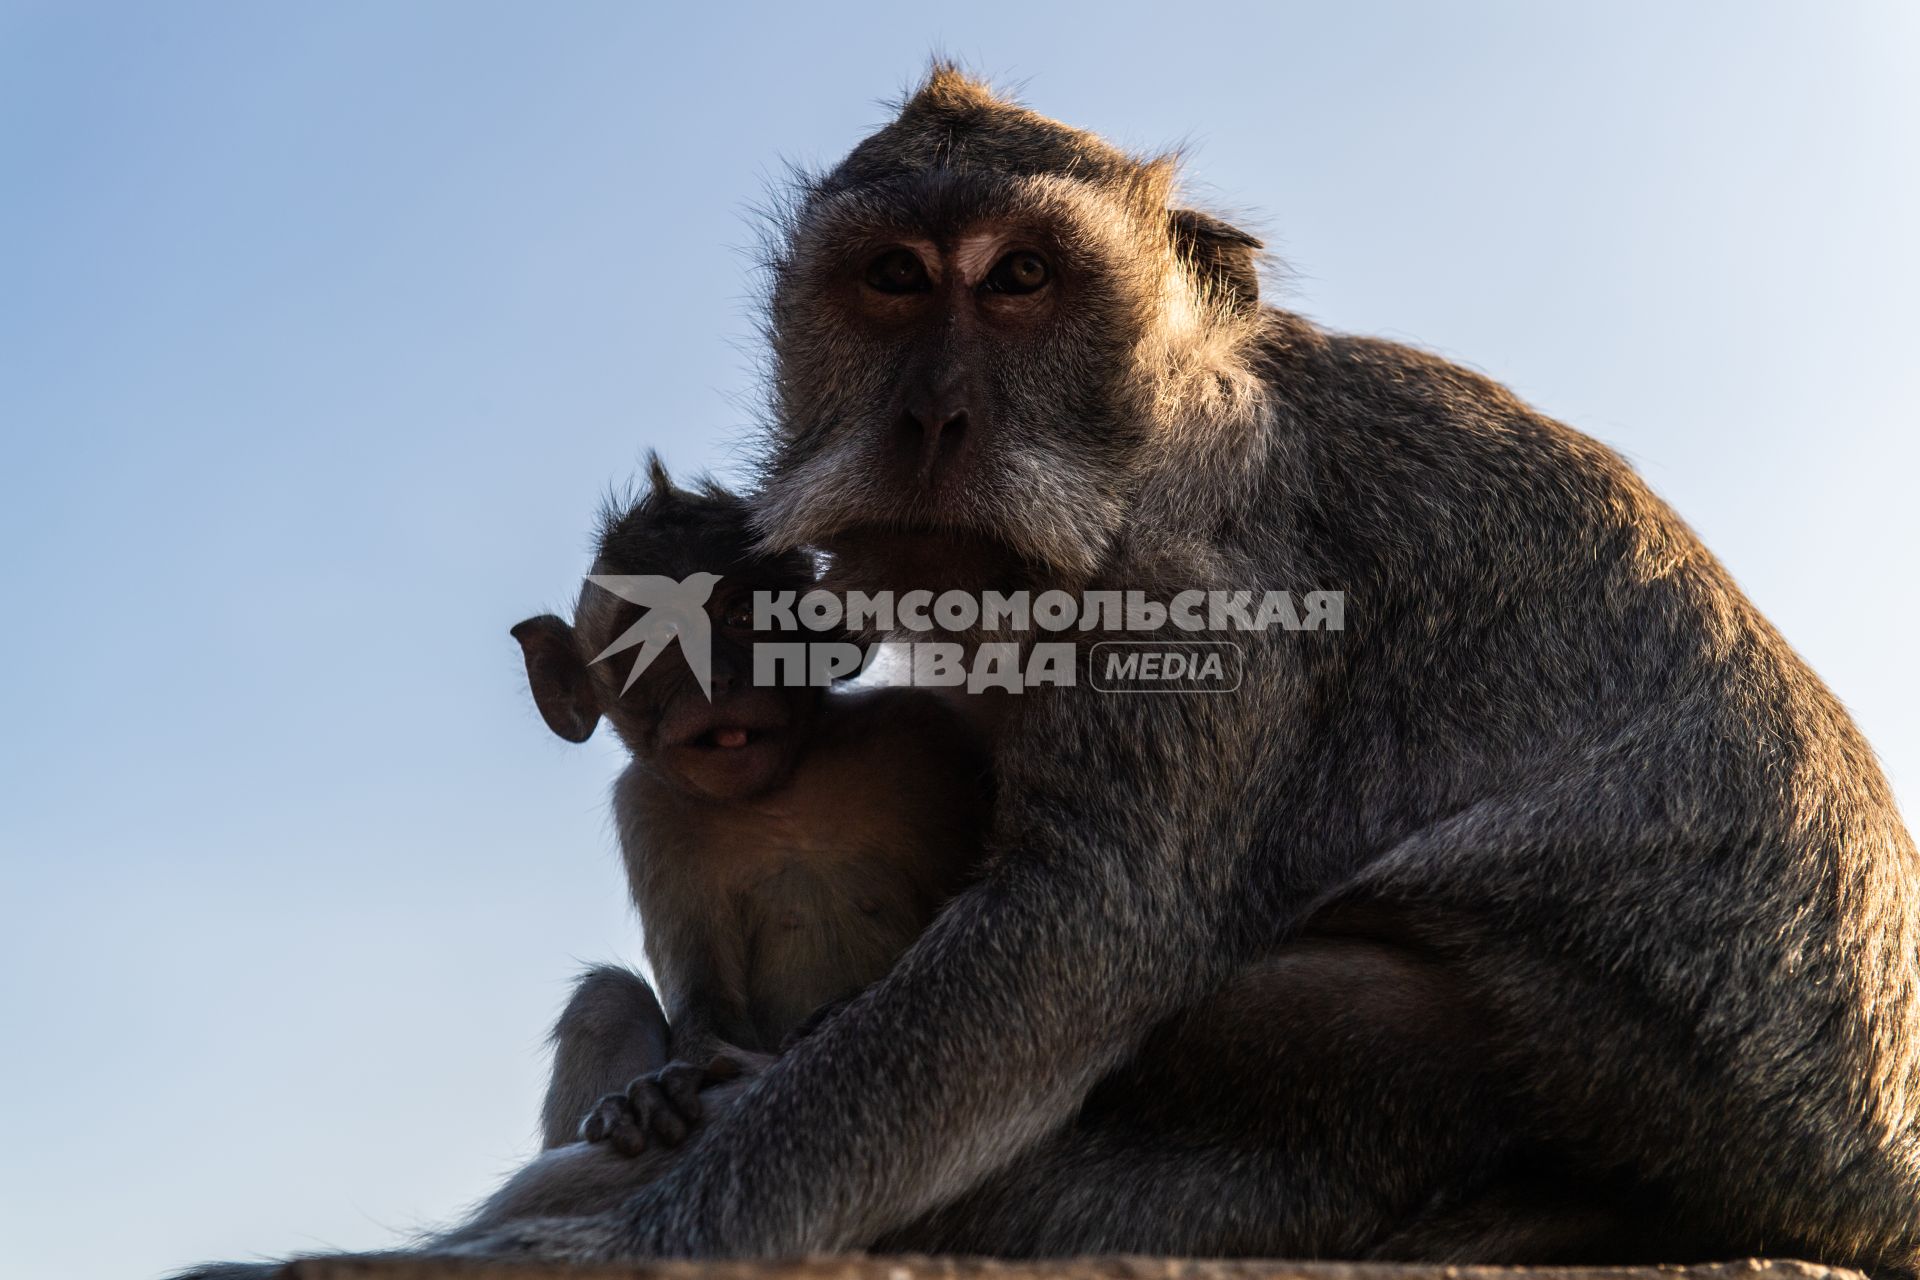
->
<box><xmin>580</xmin><ymin>573</ymin><xmax>822</xmax><ymax>804</ymax></box>
<box><xmin>513</xmin><ymin>464</ymin><xmax>836</xmax><ymax>805</ymax></box>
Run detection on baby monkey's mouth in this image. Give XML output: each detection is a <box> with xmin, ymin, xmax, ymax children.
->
<box><xmin>661</xmin><ymin>702</ymin><xmax>791</xmax><ymax>754</ymax></box>
<box><xmin>691</xmin><ymin>725</ymin><xmax>772</xmax><ymax>751</ymax></box>
<box><xmin>654</xmin><ymin>695</ymin><xmax>800</xmax><ymax>801</ymax></box>
<box><xmin>653</xmin><ymin>686</ymin><xmax>798</xmax><ymax>784</ymax></box>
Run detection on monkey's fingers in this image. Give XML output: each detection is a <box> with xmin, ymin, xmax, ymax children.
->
<box><xmin>578</xmin><ymin>1099</ymin><xmax>610</xmax><ymax>1143</ymax></box>
<box><xmin>578</xmin><ymin>1091</ymin><xmax>649</xmax><ymax>1157</ymax></box>
<box><xmin>620</xmin><ymin>1060</ymin><xmax>712</xmax><ymax>1147</ymax></box>
<box><xmin>578</xmin><ymin>1091</ymin><xmax>619</xmax><ymax>1142</ymax></box>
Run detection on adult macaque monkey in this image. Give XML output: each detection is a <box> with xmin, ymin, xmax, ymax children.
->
<box><xmin>172</xmin><ymin>67</ymin><xmax>1920</xmax><ymax>1276</ymax></box>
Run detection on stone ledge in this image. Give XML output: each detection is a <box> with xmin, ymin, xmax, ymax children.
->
<box><xmin>268</xmin><ymin>1257</ymin><xmax>1860</xmax><ymax>1280</ymax></box>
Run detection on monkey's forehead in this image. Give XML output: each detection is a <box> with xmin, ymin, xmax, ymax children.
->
<box><xmin>788</xmin><ymin>168</ymin><xmax>1176</xmax><ymax>261</ymax></box>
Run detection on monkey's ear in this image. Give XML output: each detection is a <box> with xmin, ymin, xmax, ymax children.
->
<box><xmin>512</xmin><ymin>615</ymin><xmax>600</xmax><ymax>744</ymax></box>
<box><xmin>1169</xmin><ymin>209</ymin><xmax>1262</xmax><ymax>311</ymax></box>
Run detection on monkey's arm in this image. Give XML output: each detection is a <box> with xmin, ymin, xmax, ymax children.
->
<box><xmin>514</xmin><ymin>685</ymin><xmax>1279</xmax><ymax>1259</ymax></box>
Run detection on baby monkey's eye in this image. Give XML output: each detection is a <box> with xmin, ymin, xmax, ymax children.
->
<box><xmin>982</xmin><ymin>250</ymin><xmax>1050</xmax><ymax>295</ymax></box>
<box><xmin>722</xmin><ymin>599</ymin><xmax>756</xmax><ymax>630</ymax></box>
<box><xmin>864</xmin><ymin>248</ymin><xmax>931</xmax><ymax>294</ymax></box>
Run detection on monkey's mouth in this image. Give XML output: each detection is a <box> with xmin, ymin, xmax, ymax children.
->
<box><xmin>658</xmin><ymin>699</ymin><xmax>801</xmax><ymax>802</ymax></box>
<box><xmin>659</xmin><ymin>696</ymin><xmax>793</xmax><ymax>756</ymax></box>
<box><xmin>687</xmin><ymin>725</ymin><xmax>778</xmax><ymax>752</ymax></box>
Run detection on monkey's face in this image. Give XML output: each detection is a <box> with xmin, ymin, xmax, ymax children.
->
<box><xmin>514</xmin><ymin>471</ymin><xmax>835</xmax><ymax>805</ymax></box>
<box><xmin>581</xmin><ymin>576</ymin><xmax>824</xmax><ymax>804</ymax></box>
<box><xmin>756</xmin><ymin>178</ymin><xmax>1156</xmax><ymax>599</ymax></box>
<box><xmin>753</xmin><ymin>72</ymin><xmax>1262</xmax><ymax>604</ymax></box>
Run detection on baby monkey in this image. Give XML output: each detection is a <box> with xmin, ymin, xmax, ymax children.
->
<box><xmin>512</xmin><ymin>459</ymin><xmax>989</xmax><ymax>1156</ymax></box>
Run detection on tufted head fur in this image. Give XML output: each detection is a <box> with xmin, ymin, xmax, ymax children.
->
<box><xmin>752</xmin><ymin>65</ymin><xmax>1273</xmax><ymax>600</ymax></box>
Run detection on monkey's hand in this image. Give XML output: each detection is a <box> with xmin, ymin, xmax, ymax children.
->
<box><xmin>579</xmin><ymin>1052</ymin><xmax>761</xmax><ymax>1156</ymax></box>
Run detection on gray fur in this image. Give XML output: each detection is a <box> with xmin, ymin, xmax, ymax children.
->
<box><xmin>169</xmin><ymin>64</ymin><xmax>1919</xmax><ymax>1277</ymax></box>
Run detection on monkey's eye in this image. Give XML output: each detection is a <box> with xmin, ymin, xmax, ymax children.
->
<box><xmin>722</xmin><ymin>600</ymin><xmax>755</xmax><ymax>630</ymax></box>
<box><xmin>982</xmin><ymin>250</ymin><xmax>1050</xmax><ymax>295</ymax></box>
<box><xmin>864</xmin><ymin>248</ymin><xmax>931</xmax><ymax>294</ymax></box>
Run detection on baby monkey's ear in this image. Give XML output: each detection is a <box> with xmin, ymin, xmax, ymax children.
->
<box><xmin>511</xmin><ymin>614</ymin><xmax>601</xmax><ymax>743</ymax></box>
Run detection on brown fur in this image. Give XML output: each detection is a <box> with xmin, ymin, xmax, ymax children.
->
<box><xmin>513</xmin><ymin>461</ymin><xmax>989</xmax><ymax>1153</ymax></box>
<box><xmin>170</xmin><ymin>66</ymin><xmax>1920</xmax><ymax>1278</ymax></box>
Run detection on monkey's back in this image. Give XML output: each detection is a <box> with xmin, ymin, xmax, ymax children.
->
<box><xmin>1252</xmin><ymin>322</ymin><xmax>1920</xmax><ymax>1267</ymax></box>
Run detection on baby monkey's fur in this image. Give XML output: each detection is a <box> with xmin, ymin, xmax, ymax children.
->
<box><xmin>513</xmin><ymin>459</ymin><xmax>988</xmax><ymax>1155</ymax></box>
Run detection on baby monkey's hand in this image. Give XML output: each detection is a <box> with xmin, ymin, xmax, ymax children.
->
<box><xmin>579</xmin><ymin>1053</ymin><xmax>753</xmax><ymax>1156</ymax></box>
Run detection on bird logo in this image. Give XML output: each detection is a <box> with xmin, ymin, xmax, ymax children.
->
<box><xmin>585</xmin><ymin>572</ymin><xmax>725</xmax><ymax>699</ymax></box>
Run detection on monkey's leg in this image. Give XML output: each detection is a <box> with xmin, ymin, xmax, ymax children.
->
<box><xmin>881</xmin><ymin>936</ymin><xmax>1618</xmax><ymax>1261</ymax></box>
<box><xmin>539</xmin><ymin>965</ymin><xmax>671</xmax><ymax>1150</ymax></box>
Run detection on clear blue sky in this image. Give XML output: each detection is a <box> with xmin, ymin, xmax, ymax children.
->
<box><xmin>2</xmin><ymin>4</ymin><xmax>1915</xmax><ymax>1277</ymax></box>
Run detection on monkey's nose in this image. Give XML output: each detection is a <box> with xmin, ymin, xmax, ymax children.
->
<box><xmin>895</xmin><ymin>404</ymin><xmax>970</xmax><ymax>486</ymax></box>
